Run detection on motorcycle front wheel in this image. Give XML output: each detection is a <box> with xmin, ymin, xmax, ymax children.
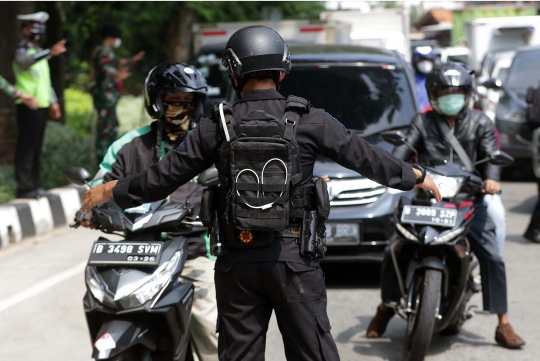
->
<box><xmin>403</xmin><ymin>269</ymin><xmax>442</xmax><ymax>361</ymax></box>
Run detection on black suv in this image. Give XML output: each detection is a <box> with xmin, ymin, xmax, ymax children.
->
<box><xmin>220</xmin><ymin>44</ymin><xmax>418</xmax><ymax>262</ymax></box>
<box><xmin>279</xmin><ymin>44</ymin><xmax>418</xmax><ymax>262</ymax></box>
<box><xmin>492</xmin><ymin>46</ymin><xmax>540</xmax><ymax>166</ymax></box>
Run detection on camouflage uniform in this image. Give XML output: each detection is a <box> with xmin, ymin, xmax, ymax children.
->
<box><xmin>0</xmin><ymin>75</ymin><xmax>21</xmax><ymax>99</ymax></box>
<box><xmin>92</xmin><ymin>44</ymin><xmax>120</xmax><ymax>161</ymax></box>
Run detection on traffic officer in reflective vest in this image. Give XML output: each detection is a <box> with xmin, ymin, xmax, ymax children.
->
<box><xmin>12</xmin><ymin>11</ymin><xmax>66</xmax><ymax>199</ymax></box>
<box><xmin>81</xmin><ymin>26</ymin><xmax>442</xmax><ymax>361</ymax></box>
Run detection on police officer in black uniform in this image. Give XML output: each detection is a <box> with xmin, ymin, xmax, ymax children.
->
<box><xmin>81</xmin><ymin>26</ymin><xmax>441</xmax><ymax>361</ymax></box>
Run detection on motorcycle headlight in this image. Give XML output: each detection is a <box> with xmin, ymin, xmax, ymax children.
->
<box><xmin>495</xmin><ymin>103</ymin><xmax>525</xmax><ymax>123</ymax></box>
<box><xmin>86</xmin><ymin>266</ymin><xmax>115</xmax><ymax>308</ymax></box>
<box><xmin>427</xmin><ymin>172</ymin><xmax>464</xmax><ymax>199</ymax></box>
<box><xmin>116</xmin><ymin>250</ymin><xmax>183</xmax><ymax>309</ymax></box>
<box><xmin>396</xmin><ymin>222</ymin><xmax>418</xmax><ymax>241</ymax></box>
<box><xmin>434</xmin><ymin>226</ymin><xmax>466</xmax><ymax>243</ymax></box>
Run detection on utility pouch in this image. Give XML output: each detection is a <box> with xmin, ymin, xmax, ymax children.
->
<box><xmin>199</xmin><ymin>186</ymin><xmax>219</xmax><ymax>227</ymax></box>
<box><xmin>313</xmin><ymin>177</ymin><xmax>330</xmax><ymax>221</ymax></box>
<box><xmin>224</xmin><ymin>221</ymin><xmax>275</xmax><ymax>249</ymax></box>
<box><xmin>300</xmin><ymin>210</ymin><xmax>327</xmax><ymax>259</ymax></box>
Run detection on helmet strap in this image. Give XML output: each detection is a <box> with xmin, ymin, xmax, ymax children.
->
<box><xmin>155</xmin><ymin>120</ymin><xmax>163</xmax><ymax>163</ymax></box>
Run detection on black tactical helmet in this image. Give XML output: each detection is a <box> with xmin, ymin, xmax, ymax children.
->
<box><xmin>426</xmin><ymin>62</ymin><xmax>475</xmax><ymax>116</ymax></box>
<box><xmin>222</xmin><ymin>26</ymin><xmax>291</xmax><ymax>95</ymax></box>
<box><xmin>144</xmin><ymin>62</ymin><xmax>208</xmax><ymax>120</ymax></box>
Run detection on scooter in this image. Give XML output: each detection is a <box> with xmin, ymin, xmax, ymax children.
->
<box><xmin>65</xmin><ymin>166</ymin><xmax>219</xmax><ymax>361</ymax></box>
<box><xmin>381</xmin><ymin>130</ymin><xmax>513</xmax><ymax>361</ymax></box>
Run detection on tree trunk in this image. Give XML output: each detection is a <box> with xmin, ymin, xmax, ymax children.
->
<box><xmin>165</xmin><ymin>3</ymin><xmax>195</xmax><ymax>63</ymax></box>
<box><xmin>0</xmin><ymin>1</ymin><xmax>36</xmax><ymax>163</ymax></box>
<box><xmin>44</xmin><ymin>1</ymin><xmax>65</xmax><ymax>123</ymax></box>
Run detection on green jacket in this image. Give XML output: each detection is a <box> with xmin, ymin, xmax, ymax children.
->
<box><xmin>0</xmin><ymin>75</ymin><xmax>20</xmax><ymax>99</ymax></box>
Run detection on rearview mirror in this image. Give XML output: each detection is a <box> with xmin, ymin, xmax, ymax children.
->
<box><xmin>481</xmin><ymin>78</ymin><xmax>502</xmax><ymax>90</ymax></box>
<box><xmin>198</xmin><ymin>166</ymin><xmax>220</xmax><ymax>187</ymax></box>
<box><xmin>65</xmin><ymin>167</ymin><xmax>93</xmax><ymax>186</ymax></box>
<box><xmin>489</xmin><ymin>150</ymin><xmax>514</xmax><ymax>167</ymax></box>
<box><xmin>381</xmin><ymin>130</ymin><xmax>407</xmax><ymax>146</ymax></box>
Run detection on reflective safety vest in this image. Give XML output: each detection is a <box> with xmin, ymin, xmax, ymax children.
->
<box><xmin>12</xmin><ymin>47</ymin><xmax>52</xmax><ymax>108</ymax></box>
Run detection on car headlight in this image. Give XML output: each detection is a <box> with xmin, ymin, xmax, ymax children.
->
<box><xmin>86</xmin><ymin>266</ymin><xmax>115</xmax><ymax>308</ymax></box>
<box><xmin>116</xmin><ymin>250</ymin><xmax>183</xmax><ymax>309</ymax></box>
<box><xmin>427</xmin><ymin>172</ymin><xmax>464</xmax><ymax>199</ymax></box>
<box><xmin>496</xmin><ymin>104</ymin><xmax>525</xmax><ymax>123</ymax></box>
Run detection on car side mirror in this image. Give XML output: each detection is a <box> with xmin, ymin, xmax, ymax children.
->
<box><xmin>489</xmin><ymin>150</ymin><xmax>514</xmax><ymax>167</ymax></box>
<box><xmin>381</xmin><ymin>130</ymin><xmax>407</xmax><ymax>146</ymax></box>
<box><xmin>65</xmin><ymin>167</ymin><xmax>93</xmax><ymax>186</ymax></box>
<box><xmin>198</xmin><ymin>166</ymin><xmax>220</xmax><ymax>187</ymax></box>
<box><xmin>481</xmin><ymin>78</ymin><xmax>502</xmax><ymax>90</ymax></box>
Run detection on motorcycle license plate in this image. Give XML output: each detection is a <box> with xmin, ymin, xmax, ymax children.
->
<box><xmin>88</xmin><ymin>241</ymin><xmax>163</xmax><ymax>266</ymax></box>
<box><xmin>401</xmin><ymin>205</ymin><xmax>457</xmax><ymax>228</ymax></box>
<box><xmin>325</xmin><ymin>223</ymin><xmax>360</xmax><ymax>245</ymax></box>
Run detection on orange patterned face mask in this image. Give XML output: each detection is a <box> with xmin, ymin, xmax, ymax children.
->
<box><xmin>163</xmin><ymin>102</ymin><xmax>194</xmax><ymax>141</ymax></box>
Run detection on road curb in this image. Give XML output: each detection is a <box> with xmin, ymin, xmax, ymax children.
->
<box><xmin>0</xmin><ymin>186</ymin><xmax>86</xmax><ymax>247</ymax></box>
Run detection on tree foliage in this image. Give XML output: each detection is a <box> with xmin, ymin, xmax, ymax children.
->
<box><xmin>52</xmin><ymin>1</ymin><xmax>325</xmax><ymax>91</ymax></box>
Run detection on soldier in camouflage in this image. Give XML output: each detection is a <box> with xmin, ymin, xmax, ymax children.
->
<box><xmin>91</xmin><ymin>24</ymin><xmax>144</xmax><ymax>161</ymax></box>
<box><xmin>0</xmin><ymin>75</ymin><xmax>38</xmax><ymax>109</ymax></box>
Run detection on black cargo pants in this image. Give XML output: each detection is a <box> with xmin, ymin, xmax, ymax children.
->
<box><xmin>214</xmin><ymin>261</ymin><xmax>340</xmax><ymax>361</ymax></box>
<box><xmin>381</xmin><ymin>202</ymin><xmax>508</xmax><ymax>314</ymax></box>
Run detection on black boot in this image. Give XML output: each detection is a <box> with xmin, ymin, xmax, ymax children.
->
<box><xmin>524</xmin><ymin>223</ymin><xmax>540</xmax><ymax>243</ymax></box>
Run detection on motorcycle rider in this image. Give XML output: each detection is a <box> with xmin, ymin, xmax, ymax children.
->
<box><xmin>413</xmin><ymin>46</ymin><xmax>437</xmax><ymax>112</ymax></box>
<box><xmin>79</xmin><ymin>26</ymin><xmax>442</xmax><ymax>361</ymax></box>
<box><xmin>81</xmin><ymin>62</ymin><xmax>217</xmax><ymax>361</ymax></box>
<box><xmin>366</xmin><ymin>62</ymin><xmax>525</xmax><ymax>349</ymax></box>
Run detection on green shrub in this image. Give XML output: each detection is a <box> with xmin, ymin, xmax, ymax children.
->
<box><xmin>65</xmin><ymin>87</ymin><xmax>94</xmax><ymax>138</ymax></box>
<box><xmin>117</xmin><ymin>95</ymin><xmax>152</xmax><ymax>137</ymax></box>
<box><xmin>41</xmin><ymin>121</ymin><xmax>97</xmax><ymax>190</ymax></box>
<box><xmin>0</xmin><ymin>165</ymin><xmax>16</xmax><ymax>204</ymax></box>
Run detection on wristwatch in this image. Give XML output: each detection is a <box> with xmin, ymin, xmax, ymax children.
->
<box><xmin>412</xmin><ymin>164</ymin><xmax>426</xmax><ymax>184</ymax></box>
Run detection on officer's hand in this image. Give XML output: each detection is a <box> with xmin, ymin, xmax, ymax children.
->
<box><xmin>49</xmin><ymin>103</ymin><xmax>61</xmax><ymax>119</ymax></box>
<box><xmin>131</xmin><ymin>51</ymin><xmax>145</xmax><ymax>63</ymax></box>
<box><xmin>414</xmin><ymin>175</ymin><xmax>442</xmax><ymax>202</ymax></box>
<box><xmin>20</xmin><ymin>93</ymin><xmax>38</xmax><ymax>110</ymax></box>
<box><xmin>81</xmin><ymin>180</ymin><xmax>118</xmax><ymax>214</ymax></box>
<box><xmin>50</xmin><ymin>39</ymin><xmax>67</xmax><ymax>56</ymax></box>
<box><xmin>483</xmin><ymin>179</ymin><xmax>501</xmax><ymax>195</ymax></box>
<box><xmin>75</xmin><ymin>210</ymin><xmax>94</xmax><ymax>229</ymax></box>
<box><xmin>118</xmin><ymin>67</ymin><xmax>132</xmax><ymax>81</ymax></box>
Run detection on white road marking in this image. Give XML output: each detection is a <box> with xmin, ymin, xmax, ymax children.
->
<box><xmin>0</xmin><ymin>261</ymin><xmax>86</xmax><ymax>313</ymax></box>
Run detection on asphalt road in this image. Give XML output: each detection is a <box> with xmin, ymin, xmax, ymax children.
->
<box><xmin>0</xmin><ymin>181</ymin><xmax>538</xmax><ymax>361</ymax></box>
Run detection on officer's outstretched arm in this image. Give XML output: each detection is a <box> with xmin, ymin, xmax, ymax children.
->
<box><xmin>81</xmin><ymin>125</ymin><xmax>213</xmax><ymax>212</ymax></box>
<box><xmin>318</xmin><ymin>112</ymin><xmax>440</xmax><ymax>202</ymax></box>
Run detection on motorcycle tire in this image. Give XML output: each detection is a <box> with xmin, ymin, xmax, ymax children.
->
<box><xmin>403</xmin><ymin>269</ymin><xmax>442</xmax><ymax>361</ymax></box>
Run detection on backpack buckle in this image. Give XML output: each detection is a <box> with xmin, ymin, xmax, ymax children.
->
<box><xmin>285</xmin><ymin>117</ymin><xmax>296</xmax><ymax>125</ymax></box>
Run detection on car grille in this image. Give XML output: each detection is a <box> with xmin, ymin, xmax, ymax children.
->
<box><xmin>327</xmin><ymin>178</ymin><xmax>386</xmax><ymax>206</ymax></box>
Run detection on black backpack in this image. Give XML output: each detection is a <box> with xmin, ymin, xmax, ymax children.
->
<box><xmin>526</xmin><ymin>86</ymin><xmax>540</xmax><ymax>129</ymax></box>
<box><xmin>212</xmin><ymin>96</ymin><xmax>310</xmax><ymax>233</ymax></box>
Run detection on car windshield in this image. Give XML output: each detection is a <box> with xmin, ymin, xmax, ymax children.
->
<box><xmin>279</xmin><ymin>65</ymin><xmax>416</xmax><ymax>135</ymax></box>
<box><xmin>505</xmin><ymin>51</ymin><xmax>540</xmax><ymax>95</ymax></box>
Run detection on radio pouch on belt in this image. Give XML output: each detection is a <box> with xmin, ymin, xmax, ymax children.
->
<box><xmin>212</xmin><ymin>96</ymin><xmax>311</xmax><ymax>248</ymax></box>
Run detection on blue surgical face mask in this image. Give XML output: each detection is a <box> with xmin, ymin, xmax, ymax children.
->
<box><xmin>437</xmin><ymin>94</ymin><xmax>466</xmax><ymax>116</ymax></box>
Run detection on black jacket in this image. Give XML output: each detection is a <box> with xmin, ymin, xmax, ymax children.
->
<box><xmin>393</xmin><ymin>109</ymin><xmax>500</xmax><ymax>181</ymax></box>
<box><xmin>93</xmin><ymin>121</ymin><xmax>207</xmax><ymax>259</ymax></box>
<box><xmin>113</xmin><ymin>89</ymin><xmax>418</xmax><ymax>264</ymax></box>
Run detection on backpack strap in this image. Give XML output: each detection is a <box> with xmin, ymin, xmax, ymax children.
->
<box><xmin>212</xmin><ymin>101</ymin><xmax>237</xmax><ymax>142</ymax></box>
<box><xmin>283</xmin><ymin>96</ymin><xmax>310</xmax><ymax>185</ymax></box>
<box><xmin>283</xmin><ymin>95</ymin><xmax>310</xmax><ymax>141</ymax></box>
